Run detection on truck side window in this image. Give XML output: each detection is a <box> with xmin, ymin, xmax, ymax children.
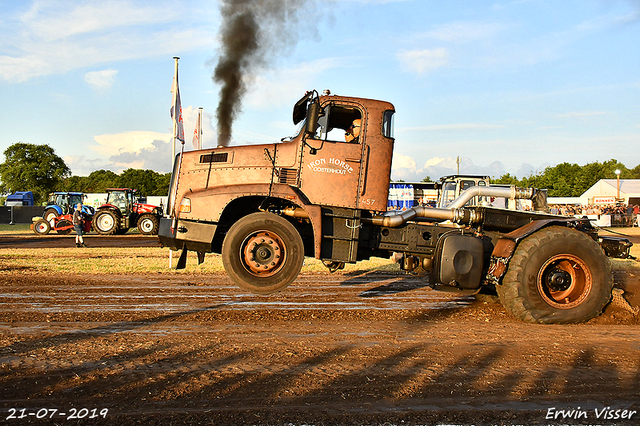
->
<box><xmin>316</xmin><ymin>105</ymin><xmax>362</xmax><ymax>143</ymax></box>
<box><xmin>382</xmin><ymin>110</ymin><xmax>395</xmax><ymax>139</ymax></box>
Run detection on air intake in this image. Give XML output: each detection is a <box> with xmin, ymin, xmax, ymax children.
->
<box><xmin>200</xmin><ymin>153</ymin><xmax>229</xmax><ymax>163</ymax></box>
<box><xmin>278</xmin><ymin>168</ymin><xmax>299</xmax><ymax>185</ymax></box>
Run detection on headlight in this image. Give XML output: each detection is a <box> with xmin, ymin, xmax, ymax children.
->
<box><xmin>179</xmin><ymin>198</ymin><xmax>191</xmax><ymax>213</ymax></box>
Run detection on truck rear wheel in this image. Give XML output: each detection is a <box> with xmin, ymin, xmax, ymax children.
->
<box><xmin>497</xmin><ymin>226</ymin><xmax>612</xmax><ymax>324</ymax></box>
<box><xmin>137</xmin><ymin>214</ymin><xmax>159</xmax><ymax>235</ymax></box>
<box><xmin>93</xmin><ymin>210</ymin><xmax>119</xmax><ymax>235</ymax></box>
<box><xmin>222</xmin><ymin>212</ymin><xmax>304</xmax><ymax>295</ymax></box>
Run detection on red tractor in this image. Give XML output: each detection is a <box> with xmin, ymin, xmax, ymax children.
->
<box><xmin>32</xmin><ymin>213</ymin><xmax>92</xmax><ymax>235</ymax></box>
<box><xmin>92</xmin><ymin>188</ymin><xmax>162</xmax><ymax>235</ymax></box>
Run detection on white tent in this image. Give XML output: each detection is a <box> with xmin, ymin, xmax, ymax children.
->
<box><xmin>581</xmin><ymin>179</ymin><xmax>640</xmax><ymax>205</ymax></box>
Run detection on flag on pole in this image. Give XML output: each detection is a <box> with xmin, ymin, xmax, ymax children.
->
<box><xmin>170</xmin><ymin>70</ymin><xmax>185</xmax><ymax>144</ymax></box>
<box><xmin>192</xmin><ymin>108</ymin><xmax>202</xmax><ymax>150</ymax></box>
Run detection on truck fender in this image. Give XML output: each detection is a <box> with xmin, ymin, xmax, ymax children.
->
<box><xmin>179</xmin><ymin>183</ymin><xmax>324</xmax><ymax>258</ymax></box>
<box><xmin>486</xmin><ymin>218</ymin><xmax>585</xmax><ymax>284</ymax></box>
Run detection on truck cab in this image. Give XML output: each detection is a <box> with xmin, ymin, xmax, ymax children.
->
<box><xmin>161</xmin><ymin>90</ymin><xmax>395</xmax><ymax>261</ymax></box>
<box><xmin>436</xmin><ymin>175</ymin><xmax>491</xmax><ymax>208</ymax></box>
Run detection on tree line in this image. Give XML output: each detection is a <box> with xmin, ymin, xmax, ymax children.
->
<box><xmin>491</xmin><ymin>159</ymin><xmax>640</xmax><ymax>197</ymax></box>
<box><xmin>0</xmin><ymin>142</ymin><xmax>170</xmax><ymax>205</ymax></box>
<box><xmin>408</xmin><ymin>160</ymin><xmax>640</xmax><ymax>198</ymax></box>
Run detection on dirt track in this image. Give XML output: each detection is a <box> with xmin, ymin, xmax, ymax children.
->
<box><xmin>0</xmin><ymin>234</ymin><xmax>160</xmax><ymax>249</ymax></box>
<box><xmin>0</xmin><ymin>233</ymin><xmax>639</xmax><ymax>425</ymax></box>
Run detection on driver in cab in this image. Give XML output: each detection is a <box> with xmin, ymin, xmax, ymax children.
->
<box><xmin>344</xmin><ymin>119</ymin><xmax>361</xmax><ymax>143</ymax></box>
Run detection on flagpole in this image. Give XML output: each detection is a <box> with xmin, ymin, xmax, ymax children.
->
<box><xmin>172</xmin><ymin>57</ymin><xmax>179</xmax><ymax>162</ymax></box>
<box><xmin>198</xmin><ymin>107</ymin><xmax>203</xmax><ymax>149</ymax></box>
<box><xmin>169</xmin><ymin>56</ymin><xmax>179</xmax><ymax>268</ymax></box>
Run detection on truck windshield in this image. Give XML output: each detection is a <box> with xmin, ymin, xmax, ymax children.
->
<box><xmin>439</xmin><ymin>182</ymin><xmax>458</xmax><ymax>208</ymax></box>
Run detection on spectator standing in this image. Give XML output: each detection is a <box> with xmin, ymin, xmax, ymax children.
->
<box><xmin>73</xmin><ymin>204</ymin><xmax>87</xmax><ymax>248</ymax></box>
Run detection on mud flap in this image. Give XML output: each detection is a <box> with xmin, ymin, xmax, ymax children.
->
<box><xmin>197</xmin><ymin>251</ymin><xmax>205</xmax><ymax>265</ymax></box>
<box><xmin>176</xmin><ymin>247</ymin><xmax>188</xmax><ymax>270</ymax></box>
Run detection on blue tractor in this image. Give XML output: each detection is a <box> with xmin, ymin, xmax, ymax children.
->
<box><xmin>43</xmin><ymin>192</ymin><xmax>95</xmax><ymax>224</ymax></box>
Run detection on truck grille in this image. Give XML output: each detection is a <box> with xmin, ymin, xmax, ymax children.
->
<box><xmin>200</xmin><ymin>153</ymin><xmax>229</xmax><ymax>163</ymax></box>
<box><xmin>278</xmin><ymin>168</ymin><xmax>299</xmax><ymax>185</ymax></box>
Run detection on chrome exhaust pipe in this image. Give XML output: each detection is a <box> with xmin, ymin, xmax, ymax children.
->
<box><xmin>367</xmin><ymin>185</ymin><xmax>534</xmax><ymax>228</ymax></box>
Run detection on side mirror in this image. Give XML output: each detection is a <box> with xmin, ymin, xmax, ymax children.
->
<box><xmin>304</xmin><ymin>101</ymin><xmax>320</xmax><ymax>136</ymax></box>
<box><xmin>293</xmin><ymin>91</ymin><xmax>313</xmax><ymax>125</ymax></box>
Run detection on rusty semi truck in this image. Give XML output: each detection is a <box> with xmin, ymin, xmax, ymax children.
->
<box><xmin>159</xmin><ymin>90</ymin><xmax>630</xmax><ymax>324</ymax></box>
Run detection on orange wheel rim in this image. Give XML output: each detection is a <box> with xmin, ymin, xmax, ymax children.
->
<box><xmin>240</xmin><ymin>231</ymin><xmax>287</xmax><ymax>278</ymax></box>
<box><xmin>537</xmin><ymin>254</ymin><xmax>592</xmax><ymax>309</ymax></box>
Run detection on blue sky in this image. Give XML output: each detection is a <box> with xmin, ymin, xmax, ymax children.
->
<box><xmin>1</xmin><ymin>0</ymin><xmax>639</xmax><ymax>182</ymax></box>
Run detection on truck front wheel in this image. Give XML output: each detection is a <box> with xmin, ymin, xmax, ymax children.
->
<box><xmin>222</xmin><ymin>212</ymin><xmax>304</xmax><ymax>295</ymax></box>
<box><xmin>497</xmin><ymin>226</ymin><xmax>612</xmax><ymax>324</ymax></box>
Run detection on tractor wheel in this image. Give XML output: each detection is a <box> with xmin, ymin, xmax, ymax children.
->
<box><xmin>497</xmin><ymin>226</ymin><xmax>612</xmax><ymax>324</ymax></box>
<box><xmin>56</xmin><ymin>219</ymin><xmax>72</xmax><ymax>235</ymax></box>
<box><xmin>44</xmin><ymin>209</ymin><xmax>57</xmax><ymax>225</ymax></box>
<box><xmin>137</xmin><ymin>214</ymin><xmax>159</xmax><ymax>235</ymax></box>
<box><xmin>33</xmin><ymin>219</ymin><xmax>51</xmax><ymax>235</ymax></box>
<box><xmin>93</xmin><ymin>210</ymin><xmax>119</xmax><ymax>235</ymax></box>
<box><xmin>222</xmin><ymin>212</ymin><xmax>304</xmax><ymax>295</ymax></box>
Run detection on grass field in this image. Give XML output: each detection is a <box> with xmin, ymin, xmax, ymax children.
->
<box><xmin>0</xmin><ymin>245</ymin><xmax>400</xmax><ymax>275</ymax></box>
<box><xmin>0</xmin><ymin>223</ymin><xmax>32</xmax><ymax>234</ymax></box>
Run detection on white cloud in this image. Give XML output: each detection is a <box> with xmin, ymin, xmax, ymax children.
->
<box><xmin>392</xmin><ymin>152</ymin><xmax>417</xmax><ymax>170</ymax></box>
<box><xmin>397</xmin><ymin>48</ymin><xmax>448</xmax><ymax>74</ymax></box>
<box><xmin>25</xmin><ymin>0</ymin><xmax>175</xmax><ymax>41</ymax></box>
<box><xmin>108</xmin><ymin>139</ymin><xmax>172</xmax><ymax>172</ymax></box>
<box><xmin>0</xmin><ymin>0</ymin><xmax>216</xmax><ymax>82</ymax></box>
<box><xmin>84</xmin><ymin>69</ymin><xmax>118</xmax><ymax>90</ymax></box>
<box><xmin>79</xmin><ymin>104</ymin><xmax>216</xmax><ymax>174</ymax></box>
<box><xmin>92</xmin><ymin>131</ymin><xmax>171</xmax><ymax>157</ymax></box>
<box><xmin>389</xmin><ymin>154</ymin><xmax>530</xmax><ymax>181</ymax></box>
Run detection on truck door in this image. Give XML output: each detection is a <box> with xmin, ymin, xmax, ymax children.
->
<box><xmin>298</xmin><ymin>103</ymin><xmax>364</xmax><ymax>209</ymax></box>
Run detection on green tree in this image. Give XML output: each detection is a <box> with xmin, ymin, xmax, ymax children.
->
<box><xmin>59</xmin><ymin>175</ymin><xmax>87</xmax><ymax>192</ymax></box>
<box><xmin>85</xmin><ymin>170</ymin><xmax>119</xmax><ymax>192</ymax></box>
<box><xmin>421</xmin><ymin>176</ymin><xmax>432</xmax><ymax>183</ymax></box>
<box><xmin>492</xmin><ymin>173</ymin><xmax>520</xmax><ymax>185</ymax></box>
<box><xmin>153</xmin><ymin>173</ymin><xmax>171</xmax><ymax>196</ymax></box>
<box><xmin>117</xmin><ymin>169</ymin><xmax>152</xmax><ymax>196</ymax></box>
<box><xmin>0</xmin><ymin>142</ymin><xmax>70</xmax><ymax>204</ymax></box>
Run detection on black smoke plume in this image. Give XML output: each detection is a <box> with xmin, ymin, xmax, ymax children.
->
<box><xmin>213</xmin><ymin>0</ymin><xmax>318</xmax><ymax>147</ymax></box>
